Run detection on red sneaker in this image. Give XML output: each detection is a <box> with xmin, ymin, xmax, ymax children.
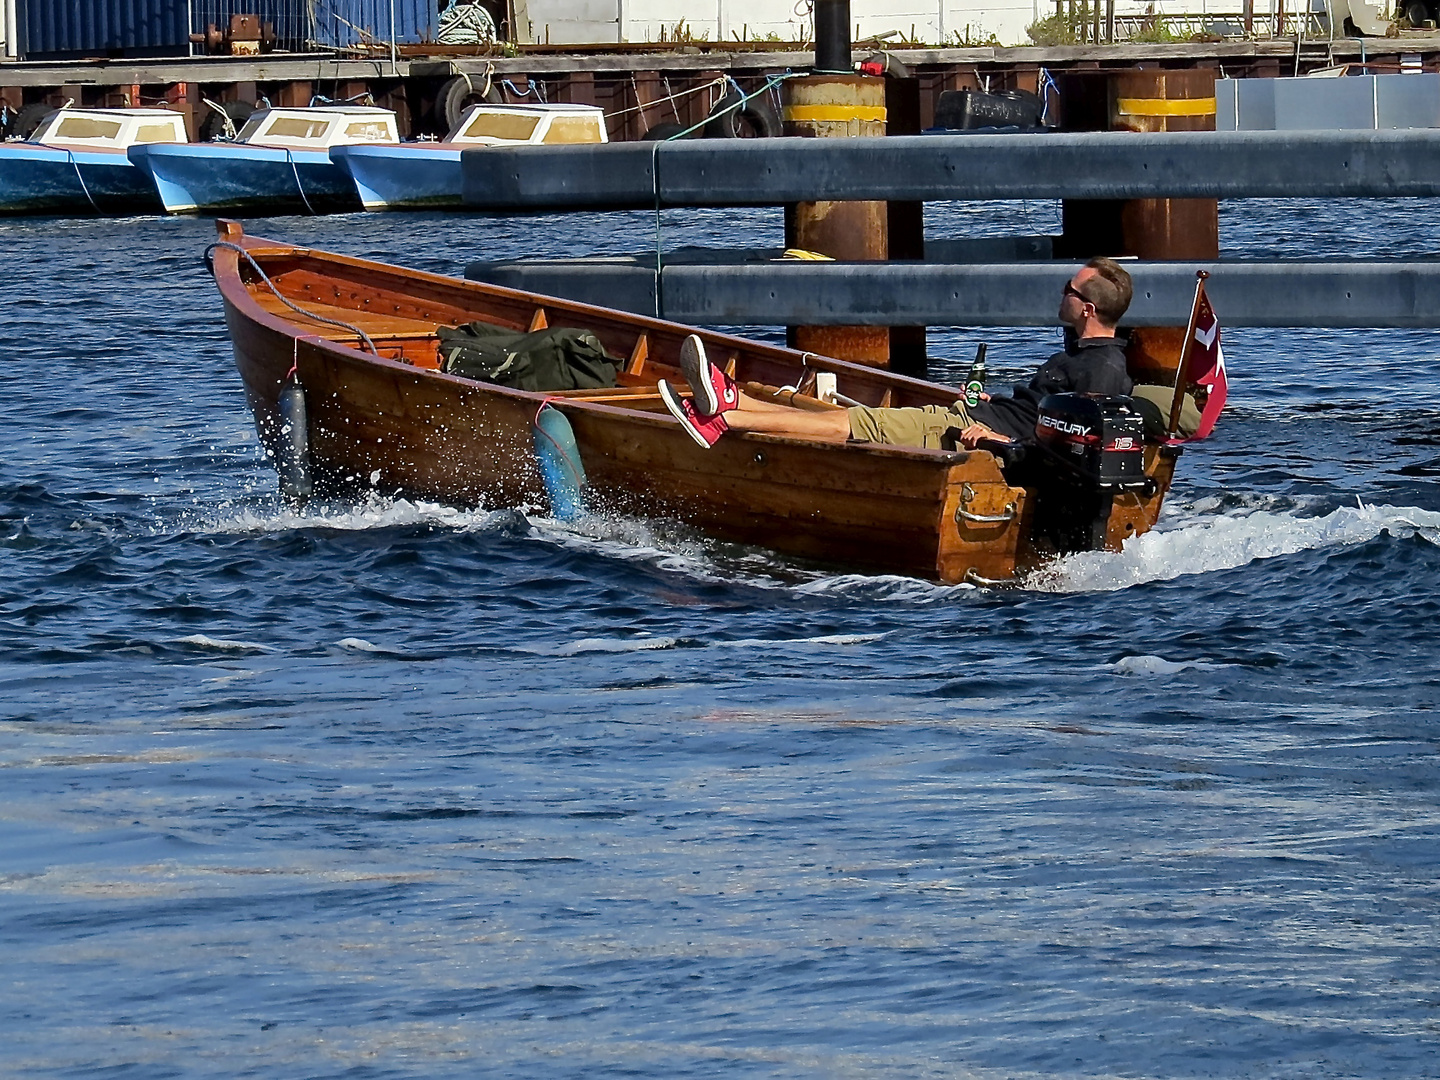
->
<box><xmin>679</xmin><ymin>334</ymin><xmax>738</xmax><ymax>417</ymax></box>
<box><xmin>659</xmin><ymin>380</ymin><xmax>729</xmax><ymax>448</ymax></box>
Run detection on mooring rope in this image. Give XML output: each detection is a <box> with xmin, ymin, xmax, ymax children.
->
<box><xmin>65</xmin><ymin>149</ymin><xmax>100</xmax><ymax>213</ymax></box>
<box><xmin>205</xmin><ymin>241</ymin><xmax>379</xmax><ymax>356</ymax></box>
<box><xmin>606</xmin><ymin>76</ymin><xmax>726</xmax><ymax>123</ymax></box>
<box><xmin>200</xmin><ymin>98</ymin><xmax>239</xmax><ymax>140</ymax></box>
<box><xmin>284</xmin><ymin>148</ymin><xmax>319</xmax><ymax>215</ymax></box>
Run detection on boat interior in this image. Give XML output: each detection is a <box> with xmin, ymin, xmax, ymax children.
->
<box><xmin>236</xmin><ymin>237</ymin><xmax>927</xmax><ymax>418</ymax></box>
<box><xmin>230</xmin><ymin>225</ymin><xmax>1188</xmax><ymax>434</ymax></box>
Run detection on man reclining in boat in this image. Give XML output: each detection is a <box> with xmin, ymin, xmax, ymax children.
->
<box><xmin>659</xmin><ymin>257</ymin><xmax>1135</xmax><ymax>451</ymax></box>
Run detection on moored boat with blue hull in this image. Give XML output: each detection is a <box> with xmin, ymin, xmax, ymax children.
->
<box><xmin>329</xmin><ymin>142</ymin><xmax>462</xmax><ymax>211</ymax></box>
<box><xmin>131</xmin><ymin>141</ymin><xmax>362</xmax><ymax>214</ymax></box>
<box><xmin>331</xmin><ymin>103</ymin><xmax>607</xmax><ymax>211</ymax></box>
<box><xmin>207</xmin><ymin>220</ymin><xmax>1181</xmax><ymax>584</ymax></box>
<box><xmin>0</xmin><ymin>107</ymin><xmax>187</xmax><ymax>216</ymax></box>
<box><xmin>130</xmin><ymin>106</ymin><xmax>399</xmax><ymax>215</ymax></box>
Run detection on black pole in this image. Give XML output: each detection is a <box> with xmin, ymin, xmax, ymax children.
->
<box><xmin>812</xmin><ymin>0</ymin><xmax>851</xmax><ymax>74</ymax></box>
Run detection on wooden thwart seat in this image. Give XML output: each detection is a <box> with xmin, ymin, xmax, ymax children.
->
<box><xmin>252</xmin><ymin>290</ymin><xmax>437</xmax><ymax>339</ymax></box>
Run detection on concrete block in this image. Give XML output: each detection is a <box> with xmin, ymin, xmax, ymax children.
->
<box><xmin>462</xmin><ymin>129</ymin><xmax>1440</xmax><ymax>210</ymax></box>
<box><xmin>466</xmin><ymin>256</ymin><xmax>1440</xmax><ymax>328</ymax></box>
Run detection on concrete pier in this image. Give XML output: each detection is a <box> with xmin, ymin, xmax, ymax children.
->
<box><xmin>463</xmin><ymin>128</ymin><xmax>1440</xmax><ymax>209</ymax></box>
<box><xmin>466</xmin><ymin>256</ymin><xmax>1440</xmax><ymax>328</ymax></box>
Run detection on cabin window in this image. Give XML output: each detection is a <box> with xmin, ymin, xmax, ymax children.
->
<box><xmin>133</xmin><ymin>122</ymin><xmax>183</xmax><ymax>144</ymax></box>
<box><xmin>236</xmin><ymin>114</ymin><xmax>267</xmax><ymax>140</ymax></box>
<box><xmin>541</xmin><ymin>115</ymin><xmax>605</xmax><ymax>145</ymax></box>
<box><xmin>342</xmin><ymin>121</ymin><xmax>393</xmax><ymax>141</ymax></box>
<box><xmin>263</xmin><ymin>117</ymin><xmax>333</xmax><ymax>140</ymax></box>
<box><xmin>461</xmin><ymin>112</ymin><xmax>541</xmax><ymax>141</ymax></box>
<box><xmin>52</xmin><ymin>117</ymin><xmax>123</xmax><ymax>141</ymax></box>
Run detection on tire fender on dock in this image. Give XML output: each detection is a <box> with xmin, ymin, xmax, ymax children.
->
<box><xmin>440</xmin><ymin>75</ymin><xmax>504</xmax><ymax>132</ymax></box>
<box><xmin>703</xmin><ymin>88</ymin><xmax>782</xmax><ymax>139</ymax></box>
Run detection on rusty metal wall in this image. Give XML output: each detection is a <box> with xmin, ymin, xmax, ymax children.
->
<box><xmin>187</xmin><ymin>2</ymin><xmax>308</xmax><ymax>50</ymax></box>
<box><xmin>189</xmin><ymin>1</ymin><xmax>313</xmax><ymax>50</ymax></box>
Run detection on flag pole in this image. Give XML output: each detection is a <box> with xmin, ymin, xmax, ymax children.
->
<box><xmin>1168</xmin><ymin>270</ymin><xmax>1209</xmax><ymax>437</ymax></box>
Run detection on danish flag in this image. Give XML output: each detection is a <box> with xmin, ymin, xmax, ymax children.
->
<box><xmin>1173</xmin><ymin>276</ymin><xmax>1228</xmax><ymax>440</ymax></box>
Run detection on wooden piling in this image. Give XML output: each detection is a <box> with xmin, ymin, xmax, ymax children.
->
<box><xmin>885</xmin><ymin>73</ymin><xmax>926</xmax><ymax>376</ymax></box>
<box><xmin>163</xmin><ymin>81</ymin><xmax>196</xmax><ymax>141</ymax></box>
<box><xmin>1055</xmin><ymin>68</ymin><xmax>1219</xmax><ymax>262</ymax></box>
<box><xmin>1054</xmin><ymin>68</ymin><xmax>1219</xmax><ymax>382</ymax></box>
<box><xmin>782</xmin><ymin>73</ymin><xmax>890</xmax><ymax>367</ymax></box>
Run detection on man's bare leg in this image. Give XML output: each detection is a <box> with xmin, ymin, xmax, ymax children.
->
<box><xmin>724</xmin><ymin>391</ymin><xmax>851</xmax><ymax>441</ymax></box>
<box><xmin>658</xmin><ymin>339</ymin><xmax>852</xmax><ymax>447</ymax></box>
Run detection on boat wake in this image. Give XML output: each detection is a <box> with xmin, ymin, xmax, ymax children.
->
<box><xmin>181</xmin><ymin>492</ymin><xmax>1440</xmax><ymax>598</ymax></box>
<box><xmin>1030</xmin><ymin>498</ymin><xmax>1440</xmax><ymax>594</ymax></box>
<box><xmin>184</xmin><ymin>493</ymin><xmax>513</xmax><ymax>537</ymax></box>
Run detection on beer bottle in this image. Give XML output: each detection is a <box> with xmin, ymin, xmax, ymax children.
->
<box><xmin>964</xmin><ymin>344</ymin><xmax>988</xmax><ymax>409</ymax></box>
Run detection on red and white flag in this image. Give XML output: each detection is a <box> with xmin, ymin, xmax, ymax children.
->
<box><xmin>1174</xmin><ymin>278</ymin><xmax>1228</xmax><ymax>440</ymax></box>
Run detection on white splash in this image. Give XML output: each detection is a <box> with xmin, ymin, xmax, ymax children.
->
<box><xmin>522</xmin><ymin>636</ymin><xmax>680</xmax><ymax>656</ymax></box>
<box><xmin>792</xmin><ymin>574</ymin><xmax>968</xmax><ymax>602</ymax></box>
<box><xmin>1031</xmin><ymin>500</ymin><xmax>1440</xmax><ymax>594</ymax></box>
<box><xmin>722</xmin><ymin>633</ymin><xmax>887</xmax><ymax>648</ymax></box>
<box><xmin>336</xmin><ymin>637</ymin><xmax>389</xmax><ymax>653</ymax></box>
<box><xmin>185</xmin><ymin>493</ymin><xmax>511</xmax><ymax>536</ymax></box>
<box><xmin>171</xmin><ymin>634</ymin><xmax>274</xmax><ymax>654</ymax></box>
<box><xmin>1112</xmin><ymin>654</ymin><xmax>1219</xmax><ymax>676</ymax></box>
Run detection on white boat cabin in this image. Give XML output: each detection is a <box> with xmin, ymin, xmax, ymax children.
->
<box><xmin>445</xmin><ymin>104</ymin><xmax>608</xmax><ymax>146</ymax></box>
<box><xmin>235</xmin><ymin>107</ymin><xmax>399</xmax><ymax>150</ymax></box>
<box><xmin>30</xmin><ymin>108</ymin><xmax>187</xmax><ymax>151</ymax></box>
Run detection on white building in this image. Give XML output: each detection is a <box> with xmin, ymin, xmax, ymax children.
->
<box><xmin>514</xmin><ymin>0</ymin><xmax>1383</xmax><ymax>51</ymax></box>
<box><xmin>2</xmin><ymin>0</ymin><xmax>17</xmax><ymax>60</ymax></box>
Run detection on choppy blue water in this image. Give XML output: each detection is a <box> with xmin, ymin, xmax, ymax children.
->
<box><xmin>2</xmin><ymin>200</ymin><xmax>1438</xmax><ymax>1078</ymax></box>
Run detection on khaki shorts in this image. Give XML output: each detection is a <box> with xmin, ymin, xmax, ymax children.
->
<box><xmin>847</xmin><ymin>401</ymin><xmax>974</xmax><ymax>449</ymax></box>
<box><xmin>1131</xmin><ymin>384</ymin><xmax>1202</xmax><ymax>439</ymax></box>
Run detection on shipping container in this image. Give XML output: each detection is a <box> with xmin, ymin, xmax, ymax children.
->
<box><xmin>15</xmin><ymin>0</ymin><xmax>438</xmax><ymax>60</ymax></box>
<box><xmin>20</xmin><ymin>0</ymin><xmax>191</xmax><ymax>59</ymax></box>
<box><xmin>309</xmin><ymin>0</ymin><xmax>439</xmax><ymax>48</ymax></box>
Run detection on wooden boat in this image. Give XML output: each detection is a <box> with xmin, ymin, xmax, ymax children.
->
<box><xmin>209</xmin><ymin>220</ymin><xmax>1180</xmax><ymax>584</ymax></box>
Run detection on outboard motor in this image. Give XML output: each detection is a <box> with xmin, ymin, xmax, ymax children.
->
<box><xmin>1029</xmin><ymin>393</ymin><xmax>1149</xmax><ymax>553</ymax></box>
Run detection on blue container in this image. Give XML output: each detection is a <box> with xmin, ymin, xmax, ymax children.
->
<box><xmin>17</xmin><ymin>2</ymin><xmax>434</xmax><ymax>59</ymax></box>
<box><xmin>311</xmin><ymin>0</ymin><xmax>438</xmax><ymax>47</ymax></box>
<box><xmin>20</xmin><ymin>0</ymin><xmax>191</xmax><ymax>59</ymax></box>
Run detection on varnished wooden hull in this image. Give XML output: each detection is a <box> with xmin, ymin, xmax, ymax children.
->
<box><xmin>210</xmin><ymin>221</ymin><xmax>1175</xmax><ymax>584</ymax></box>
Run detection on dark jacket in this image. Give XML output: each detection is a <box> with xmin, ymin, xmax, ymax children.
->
<box><xmin>971</xmin><ymin>334</ymin><xmax>1133</xmax><ymax>442</ymax></box>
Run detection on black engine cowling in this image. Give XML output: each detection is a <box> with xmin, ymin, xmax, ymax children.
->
<box><xmin>1034</xmin><ymin>393</ymin><xmax>1147</xmax><ymax>489</ymax></box>
<box><xmin>1022</xmin><ymin>393</ymin><xmax>1151</xmax><ymax>554</ymax></box>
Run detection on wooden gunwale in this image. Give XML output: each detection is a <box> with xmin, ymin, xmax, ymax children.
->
<box><xmin>210</xmin><ymin>220</ymin><xmax>1168</xmax><ymax>583</ymax></box>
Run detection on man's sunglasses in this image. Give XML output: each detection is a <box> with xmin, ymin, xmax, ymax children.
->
<box><xmin>1064</xmin><ymin>281</ymin><xmax>1095</xmax><ymax>306</ymax></box>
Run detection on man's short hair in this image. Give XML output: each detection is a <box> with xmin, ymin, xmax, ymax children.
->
<box><xmin>1081</xmin><ymin>257</ymin><xmax>1133</xmax><ymax>327</ymax></box>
